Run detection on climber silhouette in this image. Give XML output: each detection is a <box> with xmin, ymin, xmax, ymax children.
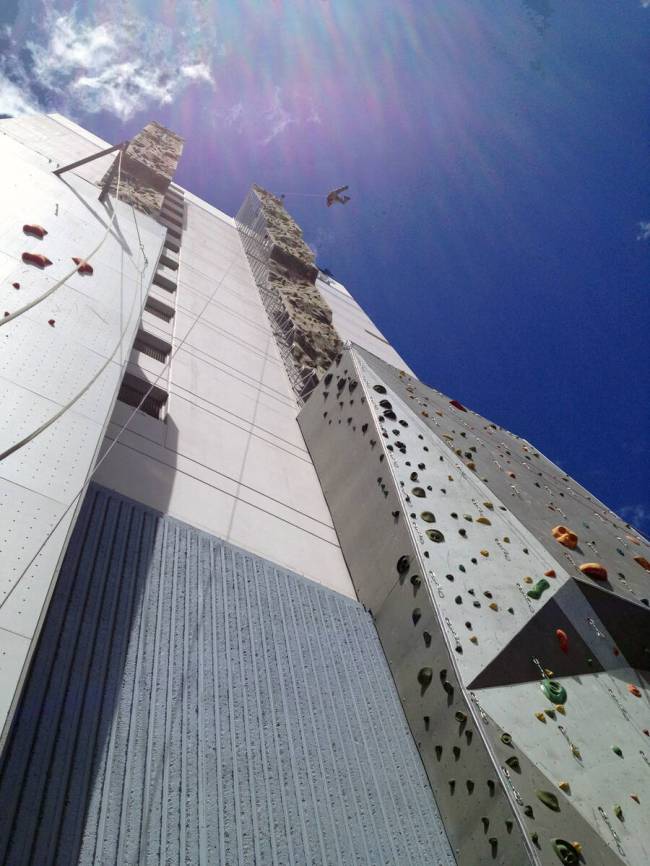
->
<box><xmin>326</xmin><ymin>186</ymin><xmax>351</xmax><ymax>207</ymax></box>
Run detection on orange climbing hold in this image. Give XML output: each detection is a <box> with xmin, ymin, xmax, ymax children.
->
<box><xmin>22</xmin><ymin>223</ymin><xmax>48</xmax><ymax>239</ymax></box>
<box><xmin>627</xmin><ymin>684</ymin><xmax>642</xmax><ymax>697</ymax></box>
<box><xmin>579</xmin><ymin>562</ymin><xmax>608</xmax><ymax>581</ymax></box>
<box><xmin>556</xmin><ymin>629</ymin><xmax>569</xmax><ymax>654</ymax></box>
<box><xmin>552</xmin><ymin>525</ymin><xmax>578</xmax><ymax>549</ymax></box>
<box><xmin>22</xmin><ymin>252</ymin><xmax>52</xmax><ymax>268</ymax></box>
<box><xmin>544</xmin><ymin>569</ymin><xmax>556</xmax><ymax>578</ymax></box>
<box><xmin>626</xmin><ymin>535</ymin><xmax>640</xmax><ymax>545</ymax></box>
<box><xmin>449</xmin><ymin>399</ymin><xmax>467</xmax><ymax>412</ymax></box>
<box><xmin>633</xmin><ymin>556</ymin><xmax>650</xmax><ymax>572</ymax></box>
<box><xmin>72</xmin><ymin>256</ymin><xmax>94</xmax><ymax>275</ymax></box>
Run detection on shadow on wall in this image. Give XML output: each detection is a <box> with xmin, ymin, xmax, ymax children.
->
<box><xmin>0</xmin><ymin>414</ymin><xmax>178</xmax><ymax>866</ymax></box>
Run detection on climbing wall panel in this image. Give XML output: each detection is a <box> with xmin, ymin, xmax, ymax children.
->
<box><xmin>298</xmin><ymin>344</ymin><xmax>650</xmax><ymax>866</ymax></box>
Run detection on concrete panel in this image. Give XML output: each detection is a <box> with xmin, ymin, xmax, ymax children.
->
<box><xmin>0</xmin><ymin>484</ymin><xmax>454</xmax><ymax>866</ymax></box>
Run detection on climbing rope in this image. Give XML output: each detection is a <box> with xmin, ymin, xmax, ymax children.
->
<box><xmin>0</xmin><ymin>255</ymin><xmax>235</xmax><ymax>613</ymax></box>
<box><xmin>0</xmin><ymin>148</ymin><xmax>124</xmax><ymax>328</ymax></box>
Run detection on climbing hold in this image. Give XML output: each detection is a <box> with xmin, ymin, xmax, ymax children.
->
<box><xmin>501</xmin><ymin>732</ymin><xmax>513</xmax><ymax>746</ymax></box>
<box><xmin>536</xmin><ymin>790</ymin><xmax>560</xmax><ymax>812</ymax></box>
<box><xmin>449</xmin><ymin>399</ymin><xmax>467</xmax><ymax>412</ymax></box>
<box><xmin>612</xmin><ymin>745</ymin><xmax>623</xmax><ymax>757</ymax></box>
<box><xmin>466</xmin><ymin>780</ymin><xmax>475</xmax><ymax>793</ymax></box>
<box><xmin>551</xmin><ymin>839</ymin><xmax>580</xmax><ymax>865</ymax></box>
<box><xmin>505</xmin><ymin>820</ymin><xmax>513</xmax><ymax>833</ymax></box>
<box><xmin>452</xmin><ymin>746</ymin><xmax>461</xmax><ymax>759</ymax></box>
<box><xmin>373</xmin><ymin>384</ymin><xmax>387</xmax><ymax>394</ymax></box>
<box><xmin>435</xmin><ymin>745</ymin><xmax>443</xmax><ymax>759</ymax></box>
<box><xmin>12</xmin><ymin>282</ymin><xmax>19</xmax><ymax>289</ymax></box>
<box><xmin>488</xmin><ymin>602</ymin><xmax>499</xmax><ymax>611</ymax></box>
<box><xmin>507</xmin><ymin>471</ymin><xmax>516</xmax><ymax>478</ymax></box>
<box><xmin>480</xmin><ymin>549</ymin><xmax>489</xmax><ymax>557</ymax></box>
<box><xmin>455</xmin><ymin>711</ymin><xmax>467</xmax><ymax>723</ymax></box>
<box><xmin>412</xmin><ymin>608</ymin><xmax>421</xmax><ymax>625</ymax></box>
<box><xmin>630</xmin><ymin>794</ymin><xmax>640</xmax><ymax>804</ymax></box>
<box><xmin>22</xmin><ymin>223</ymin><xmax>48</xmax><ymax>238</ymax></box>
<box><xmin>483</xmin><ymin>501</ymin><xmax>494</xmax><ymax>510</ymax></box>
<box><xmin>420</xmin><ymin>511</ymin><xmax>435</xmax><ymax>523</ymax></box>
<box><xmin>412</xmin><ymin>487</ymin><xmax>426</xmax><ymax>497</ymax></box>
<box><xmin>633</xmin><ymin>556</ymin><xmax>650</xmax><ymax>571</ymax></box>
<box><xmin>544</xmin><ymin>709</ymin><xmax>556</xmax><ymax>720</ymax></box>
<box><xmin>552</xmin><ymin>525</ymin><xmax>578</xmax><ymax>549</ymax></box>
<box><xmin>476</xmin><ymin>516</ymin><xmax>491</xmax><ymax>525</ymax></box>
<box><xmin>397</xmin><ymin>555</ymin><xmax>411</xmax><ymax>574</ymax></box>
<box><xmin>22</xmin><ymin>252</ymin><xmax>52</xmax><ymax>268</ymax></box>
<box><xmin>502</xmin><ymin>536</ymin><xmax>510</xmax><ymax>543</ymax></box>
<box><xmin>72</xmin><ymin>256</ymin><xmax>93</xmax><ymax>275</ymax></box>
<box><xmin>505</xmin><ymin>756</ymin><xmax>520</xmax><ymax>772</ymax></box>
<box><xmin>523</xmin><ymin>804</ymin><xmax>534</xmax><ymax>817</ymax></box>
<box><xmin>627</xmin><ymin>684</ymin><xmax>642</xmax><ymax>697</ymax></box>
<box><xmin>48</xmin><ymin>319</ymin><xmax>55</xmax><ymax>327</ymax></box>
<box><xmin>558</xmin><ymin>781</ymin><xmax>570</xmax><ymax>793</ymax></box>
<box><xmin>541</xmin><ymin>679</ymin><xmax>567</xmax><ymax>705</ymax></box>
<box><xmin>527</xmin><ymin>578</ymin><xmax>550</xmax><ymax>600</ymax></box>
<box><xmin>556</xmin><ymin>629</ymin><xmax>569</xmax><ymax>654</ymax></box>
<box><xmin>523</xmin><ymin>576</ymin><xmax>533</xmax><ymax>584</ymax></box>
<box><xmin>426</xmin><ymin>529</ymin><xmax>445</xmax><ymax>543</ymax></box>
<box><xmin>555</xmin><ymin>704</ymin><xmax>566</xmax><ymax>715</ymax></box>
<box><xmin>417</xmin><ymin>667</ymin><xmax>433</xmax><ymax>690</ymax></box>
<box><xmin>535</xmin><ymin>712</ymin><xmax>546</xmax><ymax>723</ymax></box>
<box><xmin>614</xmin><ymin>804</ymin><xmax>623</xmax><ymax>820</ymax></box>
<box><xmin>545</xmin><ymin>569</ymin><xmax>557</xmax><ymax>578</ymax></box>
<box><xmin>423</xmin><ymin>631</ymin><xmax>432</xmax><ymax>647</ymax></box>
<box><xmin>481</xmin><ymin>816</ymin><xmax>489</xmax><ymax>830</ymax></box>
<box><xmin>579</xmin><ymin>562</ymin><xmax>608</xmax><ymax>581</ymax></box>
<box><xmin>410</xmin><ymin>575</ymin><xmax>421</xmax><ymax>590</ymax></box>
<box><xmin>469</xmin><ymin>635</ymin><xmax>478</xmax><ymax>644</ymax></box>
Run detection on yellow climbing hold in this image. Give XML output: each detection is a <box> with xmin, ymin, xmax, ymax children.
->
<box><xmin>558</xmin><ymin>781</ymin><xmax>570</xmax><ymax>793</ymax></box>
<box><xmin>523</xmin><ymin>576</ymin><xmax>533</xmax><ymax>584</ymax></box>
<box><xmin>476</xmin><ymin>517</ymin><xmax>491</xmax><ymax>525</ymax></box>
<box><xmin>480</xmin><ymin>549</ymin><xmax>489</xmax><ymax>557</ymax></box>
<box><xmin>470</xmin><ymin>635</ymin><xmax>478</xmax><ymax>644</ymax></box>
<box><xmin>489</xmin><ymin>602</ymin><xmax>499</xmax><ymax>611</ymax></box>
<box><xmin>535</xmin><ymin>712</ymin><xmax>546</xmax><ymax>723</ymax></box>
<box><xmin>483</xmin><ymin>501</ymin><xmax>494</xmax><ymax>510</ymax></box>
<box><xmin>502</xmin><ymin>536</ymin><xmax>510</xmax><ymax>543</ymax></box>
<box><xmin>555</xmin><ymin>705</ymin><xmax>566</xmax><ymax>715</ymax></box>
<box><xmin>571</xmin><ymin>842</ymin><xmax>583</xmax><ymax>854</ymax></box>
<box><xmin>552</xmin><ymin>525</ymin><xmax>578</xmax><ymax>549</ymax></box>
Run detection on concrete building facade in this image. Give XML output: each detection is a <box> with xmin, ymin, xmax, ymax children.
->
<box><xmin>0</xmin><ymin>115</ymin><xmax>648</xmax><ymax>866</ymax></box>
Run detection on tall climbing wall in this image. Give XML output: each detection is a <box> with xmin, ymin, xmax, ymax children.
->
<box><xmin>298</xmin><ymin>344</ymin><xmax>650</xmax><ymax>866</ymax></box>
<box><xmin>236</xmin><ymin>186</ymin><xmax>341</xmax><ymax>398</ymax></box>
<box><xmin>100</xmin><ymin>121</ymin><xmax>184</xmax><ymax>217</ymax></box>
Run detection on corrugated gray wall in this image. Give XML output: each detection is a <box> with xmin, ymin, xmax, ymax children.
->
<box><xmin>0</xmin><ymin>484</ymin><xmax>455</xmax><ymax>866</ymax></box>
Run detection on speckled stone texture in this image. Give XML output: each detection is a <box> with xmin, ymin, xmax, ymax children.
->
<box><xmin>101</xmin><ymin>121</ymin><xmax>184</xmax><ymax>216</ymax></box>
<box><xmin>254</xmin><ymin>185</ymin><xmax>342</xmax><ymax>380</ymax></box>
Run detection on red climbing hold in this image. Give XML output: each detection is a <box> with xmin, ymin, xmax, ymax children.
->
<box><xmin>4</xmin><ymin>311</ymin><xmax>9</xmax><ymax>317</ymax></box>
<box><xmin>22</xmin><ymin>224</ymin><xmax>48</xmax><ymax>239</ymax></box>
<box><xmin>556</xmin><ymin>629</ymin><xmax>569</xmax><ymax>654</ymax></box>
<box><xmin>12</xmin><ymin>282</ymin><xmax>20</xmax><ymax>289</ymax></box>
<box><xmin>449</xmin><ymin>399</ymin><xmax>467</xmax><ymax>412</ymax></box>
<box><xmin>48</xmin><ymin>319</ymin><xmax>55</xmax><ymax>327</ymax></box>
<box><xmin>72</xmin><ymin>256</ymin><xmax>93</xmax><ymax>275</ymax></box>
<box><xmin>627</xmin><ymin>684</ymin><xmax>642</xmax><ymax>697</ymax></box>
<box><xmin>579</xmin><ymin>563</ymin><xmax>608</xmax><ymax>581</ymax></box>
<box><xmin>22</xmin><ymin>252</ymin><xmax>52</xmax><ymax>268</ymax></box>
<box><xmin>633</xmin><ymin>556</ymin><xmax>650</xmax><ymax>572</ymax></box>
<box><xmin>544</xmin><ymin>570</ymin><xmax>557</xmax><ymax>578</ymax></box>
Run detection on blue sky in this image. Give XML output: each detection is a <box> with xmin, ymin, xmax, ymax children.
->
<box><xmin>1</xmin><ymin>0</ymin><xmax>648</xmax><ymax>532</ymax></box>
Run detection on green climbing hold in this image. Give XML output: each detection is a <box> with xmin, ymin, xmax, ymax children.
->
<box><xmin>612</xmin><ymin>745</ymin><xmax>623</xmax><ymax>757</ymax></box>
<box><xmin>426</xmin><ymin>529</ymin><xmax>445</xmax><ymax>543</ymax></box>
<box><xmin>551</xmin><ymin>839</ymin><xmax>580</xmax><ymax>865</ymax></box>
<box><xmin>527</xmin><ymin>578</ymin><xmax>551</xmax><ymax>600</ymax></box>
<box><xmin>614</xmin><ymin>804</ymin><xmax>623</xmax><ymax>820</ymax></box>
<box><xmin>421</xmin><ymin>511</ymin><xmax>436</xmax><ymax>523</ymax></box>
<box><xmin>541</xmin><ymin>678</ymin><xmax>567</xmax><ymax>705</ymax></box>
<box><xmin>536</xmin><ymin>790</ymin><xmax>560</xmax><ymax>812</ymax></box>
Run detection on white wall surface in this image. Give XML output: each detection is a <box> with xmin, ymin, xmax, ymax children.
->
<box><xmin>0</xmin><ymin>116</ymin><xmax>166</xmax><ymax>742</ymax></box>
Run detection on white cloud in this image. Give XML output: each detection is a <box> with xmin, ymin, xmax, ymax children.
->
<box><xmin>2</xmin><ymin>6</ymin><xmax>214</xmax><ymax>122</ymax></box>
<box><xmin>262</xmin><ymin>86</ymin><xmax>294</xmax><ymax>145</ymax></box>
<box><xmin>637</xmin><ymin>221</ymin><xmax>650</xmax><ymax>241</ymax></box>
<box><xmin>0</xmin><ymin>73</ymin><xmax>39</xmax><ymax>116</ymax></box>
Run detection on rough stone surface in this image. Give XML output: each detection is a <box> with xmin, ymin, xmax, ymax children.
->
<box><xmin>101</xmin><ymin>121</ymin><xmax>183</xmax><ymax>216</ymax></box>
<box><xmin>252</xmin><ymin>186</ymin><xmax>342</xmax><ymax>386</ymax></box>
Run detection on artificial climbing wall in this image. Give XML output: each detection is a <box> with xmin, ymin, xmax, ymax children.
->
<box><xmin>298</xmin><ymin>344</ymin><xmax>650</xmax><ymax>866</ymax></box>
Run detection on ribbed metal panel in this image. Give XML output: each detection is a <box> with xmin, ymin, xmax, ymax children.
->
<box><xmin>0</xmin><ymin>484</ymin><xmax>455</xmax><ymax>866</ymax></box>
